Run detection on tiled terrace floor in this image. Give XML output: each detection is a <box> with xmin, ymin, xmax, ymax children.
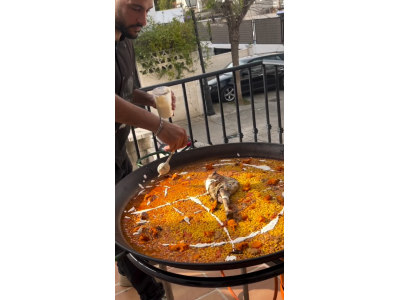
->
<box><xmin>115</xmin><ymin>262</ymin><xmax>283</xmax><ymax>300</ymax></box>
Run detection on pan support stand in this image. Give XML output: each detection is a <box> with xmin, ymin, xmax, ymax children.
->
<box><xmin>241</xmin><ymin>268</ymin><xmax>250</xmax><ymax>300</ymax></box>
<box><xmin>159</xmin><ymin>264</ymin><xmax>249</xmax><ymax>300</ymax></box>
<box><xmin>159</xmin><ymin>264</ymin><xmax>175</xmax><ymax>300</ymax></box>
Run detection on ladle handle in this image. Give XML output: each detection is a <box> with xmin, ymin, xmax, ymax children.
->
<box><xmin>165</xmin><ymin>152</ymin><xmax>174</xmax><ymax>163</ymax></box>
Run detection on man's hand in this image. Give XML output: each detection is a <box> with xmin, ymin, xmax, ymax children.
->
<box><xmin>117</xmin><ymin>92</ymin><xmax>185</xmax><ymax>152</ymax></box>
<box><xmin>157</xmin><ymin>121</ymin><xmax>188</xmax><ymax>152</ymax></box>
<box><xmin>152</xmin><ymin>91</ymin><xmax>176</xmax><ymax>115</ymax></box>
<box><xmin>133</xmin><ymin>89</ymin><xmax>176</xmax><ymax>115</ymax></box>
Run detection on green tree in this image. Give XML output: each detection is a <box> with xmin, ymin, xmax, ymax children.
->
<box><xmin>158</xmin><ymin>0</ymin><xmax>174</xmax><ymax>11</ymax></box>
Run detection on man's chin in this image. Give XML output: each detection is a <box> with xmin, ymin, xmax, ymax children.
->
<box><xmin>118</xmin><ymin>28</ymin><xmax>139</xmax><ymax>39</ymax></box>
<box><xmin>125</xmin><ymin>32</ymin><xmax>139</xmax><ymax>39</ymax></box>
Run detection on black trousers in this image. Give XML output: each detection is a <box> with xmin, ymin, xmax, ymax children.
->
<box><xmin>116</xmin><ymin>157</ymin><xmax>164</xmax><ymax>300</ymax></box>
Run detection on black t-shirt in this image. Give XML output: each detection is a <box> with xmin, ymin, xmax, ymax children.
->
<box><xmin>115</xmin><ymin>36</ymin><xmax>141</xmax><ymax>169</ymax></box>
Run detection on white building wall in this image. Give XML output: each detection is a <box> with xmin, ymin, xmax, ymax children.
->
<box><xmin>206</xmin><ymin>41</ymin><xmax>284</xmax><ymax>55</ymax></box>
<box><xmin>137</xmin><ymin>51</ymin><xmax>205</xmax><ymax>122</ymax></box>
<box><xmin>147</xmin><ymin>7</ymin><xmax>185</xmax><ymax>23</ymax></box>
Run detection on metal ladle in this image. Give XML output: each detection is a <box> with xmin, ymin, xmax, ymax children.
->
<box><xmin>157</xmin><ymin>152</ymin><xmax>174</xmax><ymax>177</ymax></box>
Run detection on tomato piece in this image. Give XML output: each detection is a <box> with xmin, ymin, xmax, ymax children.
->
<box><xmin>267</xmin><ymin>178</ymin><xmax>279</xmax><ymax>185</ymax></box>
<box><xmin>242</xmin><ymin>183</ymin><xmax>251</xmax><ymax>191</ymax></box>
<box><xmin>250</xmin><ymin>241</ymin><xmax>262</xmax><ymax>248</ymax></box>
<box><xmin>236</xmin><ymin>242</ymin><xmax>249</xmax><ymax>251</ymax></box>
<box><xmin>205</xmin><ymin>164</ymin><xmax>214</xmax><ymax>170</ymax></box>
<box><xmin>227</xmin><ymin>219</ymin><xmax>237</xmax><ymax>230</ymax></box>
<box><xmin>139</xmin><ymin>234</ymin><xmax>150</xmax><ymax>242</ymax></box>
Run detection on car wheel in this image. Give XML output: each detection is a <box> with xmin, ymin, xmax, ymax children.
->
<box><xmin>221</xmin><ymin>85</ymin><xmax>235</xmax><ymax>102</ymax></box>
<box><xmin>279</xmin><ymin>76</ymin><xmax>284</xmax><ymax>90</ymax></box>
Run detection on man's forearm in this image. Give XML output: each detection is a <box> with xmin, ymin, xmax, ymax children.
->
<box><xmin>115</xmin><ymin>94</ymin><xmax>159</xmax><ymax>133</ymax></box>
<box><xmin>116</xmin><ymin>94</ymin><xmax>188</xmax><ymax>152</ymax></box>
<box><xmin>132</xmin><ymin>89</ymin><xmax>155</xmax><ymax>107</ymax></box>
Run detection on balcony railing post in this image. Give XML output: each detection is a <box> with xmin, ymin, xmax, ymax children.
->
<box><xmin>146</xmin><ymin>106</ymin><xmax>160</xmax><ymax>160</ymax></box>
<box><xmin>248</xmin><ymin>66</ymin><xmax>258</xmax><ymax>142</ymax></box>
<box><xmin>181</xmin><ymin>83</ymin><xmax>195</xmax><ymax>149</ymax></box>
<box><xmin>274</xmin><ymin>65</ymin><xmax>284</xmax><ymax>144</ymax></box>
<box><xmin>130</xmin><ymin>126</ymin><xmax>141</xmax><ymax>160</ymax></box>
<box><xmin>262</xmin><ymin>64</ymin><xmax>272</xmax><ymax>143</ymax></box>
<box><xmin>232</xmin><ymin>71</ymin><xmax>243</xmax><ymax>142</ymax></box>
<box><xmin>199</xmin><ymin>79</ymin><xmax>213</xmax><ymax>146</ymax></box>
<box><xmin>216</xmin><ymin>75</ymin><xmax>229</xmax><ymax>144</ymax></box>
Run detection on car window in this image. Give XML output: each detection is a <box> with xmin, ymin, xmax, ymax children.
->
<box><xmin>248</xmin><ymin>58</ymin><xmax>262</xmax><ymax>63</ymax></box>
<box><xmin>224</xmin><ymin>61</ymin><xmax>247</xmax><ymax>75</ymax></box>
<box><xmin>225</xmin><ymin>61</ymin><xmax>247</xmax><ymax>69</ymax></box>
<box><xmin>262</xmin><ymin>56</ymin><xmax>277</xmax><ymax>61</ymax></box>
<box><xmin>262</xmin><ymin>55</ymin><xmax>282</xmax><ymax>69</ymax></box>
<box><xmin>243</xmin><ymin>58</ymin><xmax>264</xmax><ymax>77</ymax></box>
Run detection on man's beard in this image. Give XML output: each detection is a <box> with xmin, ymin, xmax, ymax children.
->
<box><xmin>116</xmin><ymin>17</ymin><xmax>142</xmax><ymax>39</ymax></box>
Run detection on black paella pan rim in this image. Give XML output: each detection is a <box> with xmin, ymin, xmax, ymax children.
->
<box><xmin>115</xmin><ymin>142</ymin><xmax>284</xmax><ymax>271</ymax></box>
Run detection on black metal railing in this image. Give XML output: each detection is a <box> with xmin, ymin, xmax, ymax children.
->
<box><xmin>131</xmin><ymin>60</ymin><xmax>284</xmax><ymax>160</ymax></box>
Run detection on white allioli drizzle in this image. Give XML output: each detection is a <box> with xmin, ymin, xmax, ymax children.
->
<box><xmin>212</xmin><ymin>163</ymin><xmax>235</xmax><ymax>167</ymax></box>
<box><xmin>131</xmin><ymin>202</ymin><xmax>171</xmax><ymax>215</ymax></box>
<box><xmin>132</xmin><ymin>227</ymin><xmax>143</xmax><ymax>236</ymax></box>
<box><xmin>137</xmin><ymin>220</ymin><xmax>148</xmax><ymax>225</ymax></box>
<box><xmin>190</xmin><ymin>241</ymin><xmax>228</xmax><ymax>248</ymax></box>
<box><xmin>173</xmin><ymin>207</ymin><xmax>184</xmax><ymax>215</ymax></box>
<box><xmin>260</xmin><ymin>208</ymin><xmax>284</xmax><ymax>234</ymax></box>
<box><xmin>243</xmin><ymin>164</ymin><xmax>271</xmax><ymax>171</ymax></box>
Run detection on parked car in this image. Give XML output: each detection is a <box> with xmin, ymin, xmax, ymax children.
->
<box><xmin>207</xmin><ymin>52</ymin><xmax>284</xmax><ymax>102</ymax></box>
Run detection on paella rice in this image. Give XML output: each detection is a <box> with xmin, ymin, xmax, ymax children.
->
<box><xmin>120</xmin><ymin>157</ymin><xmax>284</xmax><ymax>263</ymax></box>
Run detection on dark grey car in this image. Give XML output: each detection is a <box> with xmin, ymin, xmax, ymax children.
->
<box><xmin>208</xmin><ymin>52</ymin><xmax>284</xmax><ymax>102</ymax></box>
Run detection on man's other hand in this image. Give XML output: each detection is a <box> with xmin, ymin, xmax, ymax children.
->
<box><xmin>158</xmin><ymin>122</ymin><xmax>188</xmax><ymax>152</ymax></box>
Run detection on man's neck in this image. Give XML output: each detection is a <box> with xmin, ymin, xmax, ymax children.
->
<box><xmin>115</xmin><ymin>28</ymin><xmax>122</xmax><ymax>41</ymax></box>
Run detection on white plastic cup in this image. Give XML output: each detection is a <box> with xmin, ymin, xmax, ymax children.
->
<box><xmin>152</xmin><ymin>86</ymin><xmax>173</xmax><ymax>119</ymax></box>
